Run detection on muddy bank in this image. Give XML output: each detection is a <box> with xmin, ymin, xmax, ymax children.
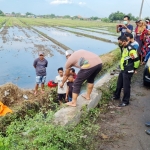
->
<box><xmin>0</xmin><ymin>26</ymin><xmax>8</xmax><ymax>43</ymax></box>
<box><xmin>34</xmin><ymin>44</ymin><xmax>54</xmax><ymax>57</ymax></box>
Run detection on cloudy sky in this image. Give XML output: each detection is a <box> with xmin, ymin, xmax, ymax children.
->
<box><xmin>0</xmin><ymin>0</ymin><xmax>149</xmax><ymax>18</ymax></box>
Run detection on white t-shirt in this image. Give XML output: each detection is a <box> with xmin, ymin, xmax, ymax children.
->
<box><xmin>55</xmin><ymin>75</ymin><xmax>67</xmax><ymax>94</ymax></box>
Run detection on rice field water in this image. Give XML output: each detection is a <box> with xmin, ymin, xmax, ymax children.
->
<box><xmin>0</xmin><ymin>17</ymin><xmax>118</xmax><ymax>88</ymax></box>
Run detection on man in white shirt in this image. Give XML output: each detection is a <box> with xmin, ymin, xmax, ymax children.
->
<box><xmin>55</xmin><ymin>67</ymin><xmax>67</xmax><ymax>104</ymax></box>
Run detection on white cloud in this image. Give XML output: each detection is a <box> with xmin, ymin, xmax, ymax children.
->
<box><xmin>78</xmin><ymin>2</ymin><xmax>86</xmax><ymax>5</ymax></box>
<box><xmin>50</xmin><ymin>0</ymin><xmax>72</xmax><ymax>5</ymax></box>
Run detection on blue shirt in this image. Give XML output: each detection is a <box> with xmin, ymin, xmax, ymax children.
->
<box><xmin>119</xmin><ymin>24</ymin><xmax>133</xmax><ymax>36</ymax></box>
<box><xmin>144</xmin><ymin>51</ymin><xmax>150</xmax><ymax>62</ymax></box>
<box><xmin>146</xmin><ymin>25</ymin><xmax>150</xmax><ymax>30</ymax></box>
<box><xmin>131</xmin><ymin>41</ymin><xmax>139</xmax><ymax>51</ymax></box>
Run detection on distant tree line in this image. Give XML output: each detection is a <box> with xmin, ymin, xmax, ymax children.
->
<box><xmin>108</xmin><ymin>11</ymin><xmax>138</xmax><ymax>22</ymax></box>
<box><xmin>1</xmin><ymin>10</ymin><xmax>149</xmax><ymax>22</ymax></box>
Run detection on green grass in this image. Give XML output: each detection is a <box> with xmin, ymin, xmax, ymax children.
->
<box><xmin>1</xmin><ymin>16</ymin><xmax>119</xmax><ymax>34</ymax></box>
<box><xmin>0</xmin><ymin>17</ymin><xmax>7</xmax><ymax>28</ymax></box>
<box><xmin>5</xmin><ymin>17</ymin><xmax>27</xmax><ymax>27</ymax></box>
<box><xmin>20</xmin><ymin>17</ymin><xmax>117</xmax><ymax>33</ymax></box>
<box><xmin>0</xmin><ymin>17</ymin><xmax>117</xmax><ymax>33</ymax></box>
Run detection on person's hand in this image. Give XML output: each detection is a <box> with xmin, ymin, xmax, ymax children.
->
<box><xmin>142</xmin><ymin>61</ymin><xmax>146</xmax><ymax>65</ymax></box>
<box><xmin>60</xmin><ymin>83</ymin><xmax>64</xmax><ymax>88</ymax></box>
<box><xmin>121</xmin><ymin>24</ymin><xmax>127</xmax><ymax>28</ymax></box>
<box><xmin>65</xmin><ymin>97</ymin><xmax>68</xmax><ymax>102</ymax></box>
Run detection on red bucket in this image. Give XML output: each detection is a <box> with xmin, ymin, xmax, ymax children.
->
<box><xmin>48</xmin><ymin>80</ymin><xmax>57</xmax><ymax>88</ymax></box>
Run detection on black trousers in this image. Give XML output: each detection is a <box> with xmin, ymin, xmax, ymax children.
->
<box><xmin>114</xmin><ymin>71</ymin><xmax>133</xmax><ymax>104</ymax></box>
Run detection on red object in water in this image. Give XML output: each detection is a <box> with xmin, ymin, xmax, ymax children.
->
<box><xmin>48</xmin><ymin>80</ymin><xmax>57</xmax><ymax>88</ymax></box>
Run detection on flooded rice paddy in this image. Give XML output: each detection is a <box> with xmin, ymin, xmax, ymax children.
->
<box><xmin>0</xmin><ymin>26</ymin><xmax>117</xmax><ymax>89</ymax></box>
<box><xmin>34</xmin><ymin>27</ymin><xmax>117</xmax><ymax>55</ymax></box>
<box><xmin>57</xmin><ymin>27</ymin><xmax>118</xmax><ymax>42</ymax></box>
<box><xmin>77</xmin><ymin>27</ymin><xmax>114</xmax><ymax>34</ymax></box>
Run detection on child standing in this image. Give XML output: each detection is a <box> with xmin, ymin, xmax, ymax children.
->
<box><xmin>66</xmin><ymin>75</ymin><xmax>74</xmax><ymax>102</ymax></box>
<box><xmin>55</xmin><ymin>67</ymin><xmax>67</xmax><ymax>104</ymax></box>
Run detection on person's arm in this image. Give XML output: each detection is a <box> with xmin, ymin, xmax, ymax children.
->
<box><xmin>116</xmin><ymin>25</ymin><xmax>121</xmax><ymax>33</ymax></box>
<box><xmin>33</xmin><ymin>59</ymin><xmax>37</xmax><ymax>68</ymax></box>
<box><xmin>60</xmin><ymin>56</ymin><xmax>75</xmax><ymax>87</ymax></box>
<box><xmin>126</xmin><ymin>25</ymin><xmax>133</xmax><ymax>33</ymax></box>
<box><xmin>60</xmin><ymin>68</ymin><xmax>70</xmax><ymax>88</ymax></box>
<box><xmin>54</xmin><ymin>76</ymin><xmax>58</xmax><ymax>84</ymax></box>
<box><xmin>144</xmin><ymin>52</ymin><xmax>150</xmax><ymax>63</ymax></box>
<box><xmin>45</xmin><ymin>60</ymin><xmax>48</xmax><ymax>67</ymax></box>
<box><xmin>65</xmin><ymin>85</ymin><xmax>69</xmax><ymax>100</ymax></box>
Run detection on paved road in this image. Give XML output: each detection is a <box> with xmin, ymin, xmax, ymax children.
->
<box><xmin>96</xmin><ymin>66</ymin><xmax>150</xmax><ymax>150</ymax></box>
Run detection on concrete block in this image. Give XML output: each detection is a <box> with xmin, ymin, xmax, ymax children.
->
<box><xmin>54</xmin><ymin>73</ymin><xmax>117</xmax><ymax>126</ymax></box>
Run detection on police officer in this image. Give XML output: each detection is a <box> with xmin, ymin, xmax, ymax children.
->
<box><xmin>113</xmin><ymin>36</ymin><xmax>140</xmax><ymax>107</ymax></box>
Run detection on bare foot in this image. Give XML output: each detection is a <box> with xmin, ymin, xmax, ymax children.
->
<box><xmin>81</xmin><ymin>95</ymin><xmax>90</xmax><ymax>100</ymax></box>
<box><xmin>66</xmin><ymin>102</ymin><xmax>76</xmax><ymax>107</ymax></box>
<box><xmin>41</xmin><ymin>90</ymin><xmax>45</xmax><ymax>94</ymax></box>
<box><xmin>34</xmin><ymin>91</ymin><xmax>37</xmax><ymax>96</ymax></box>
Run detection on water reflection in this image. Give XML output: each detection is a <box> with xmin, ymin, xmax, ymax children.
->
<box><xmin>0</xmin><ymin>27</ymin><xmax>66</xmax><ymax>88</ymax></box>
<box><xmin>34</xmin><ymin>27</ymin><xmax>117</xmax><ymax>56</ymax></box>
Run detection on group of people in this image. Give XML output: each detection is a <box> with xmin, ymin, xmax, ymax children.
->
<box><xmin>33</xmin><ymin>15</ymin><xmax>150</xmax><ymax>108</ymax></box>
<box><xmin>117</xmin><ymin>16</ymin><xmax>150</xmax><ymax>64</ymax></box>
<box><xmin>33</xmin><ymin>51</ymin><xmax>76</xmax><ymax>104</ymax></box>
<box><xmin>116</xmin><ymin>15</ymin><xmax>150</xmax><ymax>135</ymax></box>
<box><xmin>33</xmin><ymin>50</ymin><xmax>102</xmax><ymax>107</ymax></box>
<box><xmin>115</xmin><ymin>15</ymin><xmax>150</xmax><ymax>107</ymax></box>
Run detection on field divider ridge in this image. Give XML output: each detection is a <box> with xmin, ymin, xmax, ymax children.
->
<box><xmin>55</xmin><ymin>27</ymin><xmax>118</xmax><ymax>45</ymax></box>
<box><xmin>19</xmin><ymin>19</ymin><xmax>71</xmax><ymax>51</ymax></box>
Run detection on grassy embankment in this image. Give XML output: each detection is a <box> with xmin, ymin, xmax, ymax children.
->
<box><xmin>0</xmin><ymin>75</ymin><xmax>118</xmax><ymax>150</ymax></box>
<box><xmin>0</xmin><ymin>17</ymin><xmax>8</xmax><ymax>28</ymax></box>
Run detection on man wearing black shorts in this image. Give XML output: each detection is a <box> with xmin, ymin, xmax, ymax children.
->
<box><xmin>60</xmin><ymin>49</ymin><xmax>102</xmax><ymax>107</ymax></box>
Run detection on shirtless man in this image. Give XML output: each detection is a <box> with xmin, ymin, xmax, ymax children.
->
<box><xmin>60</xmin><ymin>49</ymin><xmax>102</xmax><ymax>107</ymax></box>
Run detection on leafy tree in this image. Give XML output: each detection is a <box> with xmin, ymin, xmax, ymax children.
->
<box><xmin>72</xmin><ymin>16</ymin><xmax>78</xmax><ymax>19</ymax></box>
<box><xmin>109</xmin><ymin>11</ymin><xmax>137</xmax><ymax>22</ymax></box>
<box><xmin>26</xmin><ymin>12</ymin><xmax>34</xmax><ymax>16</ymax></box>
<box><xmin>101</xmin><ymin>17</ymin><xmax>110</xmax><ymax>22</ymax></box>
<box><xmin>50</xmin><ymin>14</ymin><xmax>55</xmax><ymax>18</ymax></box>
<box><xmin>15</xmin><ymin>13</ymin><xmax>21</xmax><ymax>17</ymax></box>
<box><xmin>0</xmin><ymin>10</ymin><xmax>4</xmax><ymax>16</ymax></box>
<box><xmin>90</xmin><ymin>16</ymin><xmax>99</xmax><ymax>20</ymax></box>
<box><xmin>109</xmin><ymin>11</ymin><xmax>124</xmax><ymax>22</ymax></box>
<box><xmin>126</xmin><ymin>13</ymin><xmax>137</xmax><ymax>21</ymax></box>
<box><xmin>63</xmin><ymin>15</ymin><xmax>70</xmax><ymax>18</ymax></box>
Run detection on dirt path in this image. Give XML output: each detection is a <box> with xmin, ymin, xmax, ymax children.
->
<box><xmin>96</xmin><ymin>66</ymin><xmax>150</xmax><ymax>150</ymax></box>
